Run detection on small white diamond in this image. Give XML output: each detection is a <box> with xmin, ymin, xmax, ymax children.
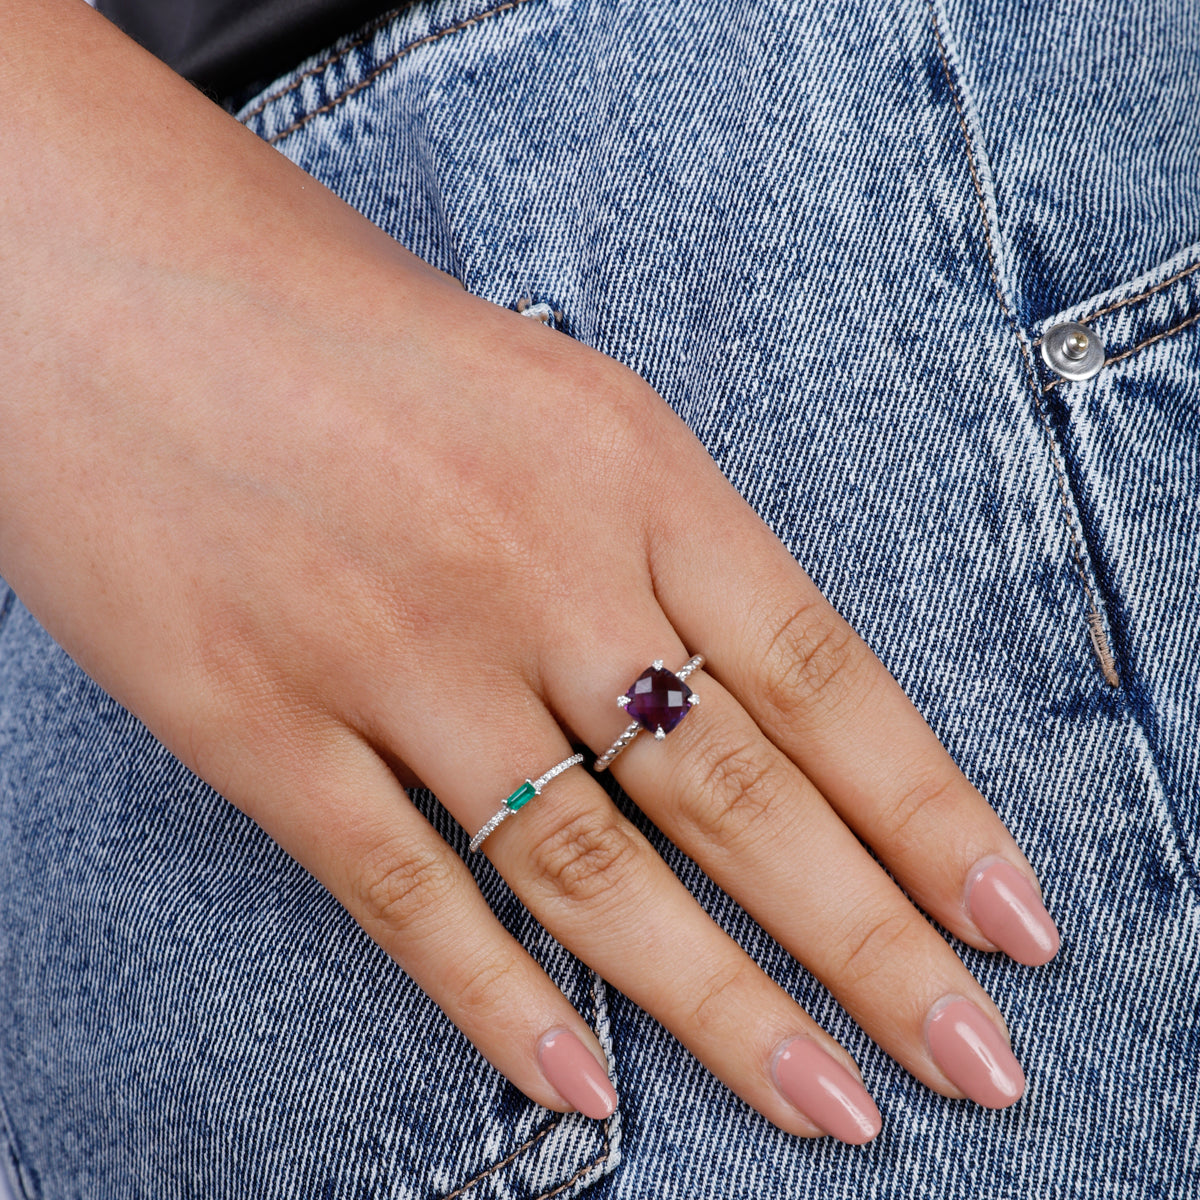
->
<box><xmin>652</xmin><ymin>659</ymin><xmax>664</xmax><ymax>669</ymax></box>
<box><xmin>655</xmin><ymin>726</ymin><xmax>666</xmax><ymax>740</ymax></box>
<box><xmin>617</xmin><ymin>695</ymin><xmax>630</xmax><ymax>708</ymax></box>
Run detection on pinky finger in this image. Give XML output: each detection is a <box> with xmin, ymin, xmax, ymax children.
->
<box><xmin>247</xmin><ymin>732</ymin><xmax>618</xmax><ymax>1120</ymax></box>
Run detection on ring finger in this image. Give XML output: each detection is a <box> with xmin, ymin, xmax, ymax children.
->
<box><xmin>385</xmin><ymin>681</ymin><xmax>885</xmax><ymax>1144</ymax></box>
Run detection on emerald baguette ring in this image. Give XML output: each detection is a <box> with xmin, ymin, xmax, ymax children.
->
<box><xmin>468</xmin><ymin>753</ymin><xmax>586</xmax><ymax>853</ymax></box>
<box><xmin>594</xmin><ymin>655</ymin><xmax>704</xmax><ymax>772</ymax></box>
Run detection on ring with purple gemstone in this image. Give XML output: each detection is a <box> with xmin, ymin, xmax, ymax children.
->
<box><xmin>593</xmin><ymin>655</ymin><xmax>704</xmax><ymax>772</ymax></box>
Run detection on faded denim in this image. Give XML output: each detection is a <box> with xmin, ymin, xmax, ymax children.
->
<box><xmin>2</xmin><ymin>1</ymin><xmax>1198</xmax><ymax>1197</ymax></box>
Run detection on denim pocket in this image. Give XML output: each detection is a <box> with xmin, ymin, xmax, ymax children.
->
<box><xmin>1030</xmin><ymin>246</ymin><xmax>1200</xmax><ymax>888</ymax></box>
<box><xmin>238</xmin><ymin>0</ymin><xmax>548</xmax><ymax>149</ymax></box>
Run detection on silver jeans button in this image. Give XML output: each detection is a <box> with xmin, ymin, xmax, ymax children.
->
<box><xmin>1041</xmin><ymin>321</ymin><xmax>1106</xmax><ymax>381</ymax></box>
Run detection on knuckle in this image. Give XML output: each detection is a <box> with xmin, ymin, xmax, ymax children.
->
<box><xmin>836</xmin><ymin>909</ymin><xmax>918</xmax><ymax>991</ymax></box>
<box><xmin>528</xmin><ymin>807</ymin><xmax>644</xmax><ymax>908</ymax></box>
<box><xmin>877</xmin><ymin>769</ymin><xmax>962</xmax><ymax>855</ymax></box>
<box><xmin>682</xmin><ymin>733</ymin><xmax>785</xmax><ymax>846</ymax></box>
<box><xmin>758</xmin><ymin>601</ymin><xmax>871</xmax><ymax>726</ymax></box>
<box><xmin>454</xmin><ymin>954</ymin><xmax>525</xmax><ymax>1023</ymax></box>
<box><xmin>356</xmin><ymin>838</ymin><xmax>458</xmax><ymax>935</ymax></box>
<box><xmin>687</xmin><ymin>960</ymin><xmax>755</xmax><ymax>1031</ymax></box>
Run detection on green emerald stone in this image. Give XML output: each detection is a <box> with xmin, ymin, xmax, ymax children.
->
<box><xmin>504</xmin><ymin>781</ymin><xmax>538</xmax><ymax>812</ymax></box>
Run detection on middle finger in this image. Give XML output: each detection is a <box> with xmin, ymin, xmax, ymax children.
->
<box><xmin>555</xmin><ymin>650</ymin><xmax>1026</xmax><ymax>1111</ymax></box>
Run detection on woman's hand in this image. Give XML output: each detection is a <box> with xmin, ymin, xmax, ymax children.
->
<box><xmin>0</xmin><ymin>0</ymin><xmax>1058</xmax><ymax>1144</ymax></box>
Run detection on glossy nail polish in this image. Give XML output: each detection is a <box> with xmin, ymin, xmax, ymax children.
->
<box><xmin>926</xmin><ymin>998</ymin><xmax>1025</xmax><ymax>1109</ymax></box>
<box><xmin>967</xmin><ymin>858</ymin><xmax>1061</xmax><ymax>966</ymax></box>
<box><xmin>537</xmin><ymin>1029</ymin><xmax>617</xmax><ymax>1120</ymax></box>
<box><xmin>773</xmin><ymin>1038</ymin><xmax>882</xmax><ymax>1144</ymax></box>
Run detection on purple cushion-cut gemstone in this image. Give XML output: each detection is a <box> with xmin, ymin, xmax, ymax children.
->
<box><xmin>624</xmin><ymin>666</ymin><xmax>694</xmax><ymax>734</ymax></box>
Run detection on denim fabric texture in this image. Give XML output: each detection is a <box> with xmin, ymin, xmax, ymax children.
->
<box><xmin>2</xmin><ymin>1</ymin><xmax>1199</xmax><ymax>1197</ymax></box>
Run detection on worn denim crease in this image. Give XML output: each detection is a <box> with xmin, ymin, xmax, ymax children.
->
<box><xmin>0</xmin><ymin>598</ymin><xmax>14</xmax><ymax>648</ymax></box>
<box><xmin>3</xmin><ymin>0</ymin><xmax>1199</xmax><ymax>1196</ymax></box>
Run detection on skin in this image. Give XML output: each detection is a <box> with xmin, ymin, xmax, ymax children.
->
<box><xmin>0</xmin><ymin>0</ymin><xmax>1055</xmax><ymax>1139</ymax></box>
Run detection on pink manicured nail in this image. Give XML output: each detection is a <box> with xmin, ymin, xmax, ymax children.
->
<box><xmin>967</xmin><ymin>859</ymin><xmax>1060</xmax><ymax>966</ymax></box>
<box><xmin>926</xmin><ymin>998</ymin><xmax>1025</xmax><ymax>1109</ymax></box>
<box><xmin>537</xmin><ymin>1029</ymin><xmax>617</xmax><ymax>1120</ymax></box>
<box><xmin>773</xmin><ymin>1038</ymin><xmax>882</xmax><ymax>1144</ymax></box>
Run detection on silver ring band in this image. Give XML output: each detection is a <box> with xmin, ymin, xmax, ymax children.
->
<box><xmin>468</xmin><ymin>753</ymin><xmax>585</xmax><ymax>853</ymax></box>
<box><xmin>594</xmin><ymin>654</ymin><xmax>704</xmax><ymax>772</ymax></box>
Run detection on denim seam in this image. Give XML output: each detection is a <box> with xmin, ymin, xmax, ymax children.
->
<box><xmin>263</xmin><ymin>0</ymin><xmax>545</xmax><ymax>147</ymax></box>
<box><xmin>1041</xmin><ymin>307</ymin><xmax>1200</xmax><ymax>395</ymax></box>
<box><xmin>437</xmin><ymin>1120</ymin><xmax>561</xmax><ymax>1200</ymax></box>
<box><xmin>1077</xmin><ymin>256</ymin><xmax>1200</xmax><ymax>327</ymax></box>
<box><xmin>928</xmin><ymin>0</ymin><xmax>1121</xmax><ymax>689</ymax></box>
<box><xmin>437</xmin><ymin>972</ymin><xmax>618</xmax><ymax>1200</ymax></box>
<box><xmin>239</xmin><ymin>5</ymin><xmax>413</xmax><ymax>122</ymax></box>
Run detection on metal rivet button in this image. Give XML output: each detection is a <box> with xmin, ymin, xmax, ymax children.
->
<box><xmin>1041</xmin><ymin>321</ymin><xmax>1105</xmax><ymax>381</ymax></box>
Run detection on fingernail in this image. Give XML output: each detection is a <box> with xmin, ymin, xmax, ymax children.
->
<box><xmin>537</xmin><ymin>1029</ymin><xmax>617</xmax><ymax>1120</ymax></box>
<box><xmin>772</xmin><ymin>1038</ymin><xmax>882</xmax><ymax>1144</ymax></box>
<box><xmin>926</xmin><ymin>998</ymin><xmax>1025</xmax><ymax>1109</ymax></box>
<box><xmin>967</xmin><ymin>858</ymin><xmax>1061</xmax><ymax>966</ymax></box>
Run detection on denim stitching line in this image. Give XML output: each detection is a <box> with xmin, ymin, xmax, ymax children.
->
<box><xmin>240</xmin><ymin>6</ymin><xmax>409</xmax><ymax>122</ymax></box>
<box><xmin>437</xmin><ymin>1120</ymin><xmax>561</xmax><ymax>1200</ymax></box>
<box><xmin>1102</xmin><ymin>309</ymin><xmax>1200</xmax><ymax>368</ymax></box>
<box><xmin>527</xmin><ymin>974</ymin><xmax>616</xmax><ymax>1200</ymax></box>
<box><xmin>262</xmin><ymin>0</ymin><xmax>543</xmax><ymax>146</ymax></box>
<box><xmin>436</xmin><ymin>973</ymin><xmax>615</xmax><ymax>1199</ymax></box>
<box><xmin>928</xmin><ymin>0</ymin><xmax>1120</xmax><ymax>688</ymax></box>
<box><xmin>1042</xmin><ymin>310</ymin><xmax>1200</xmax><ymax>395</ymax></box>
<box><xmin>588</xmin><ymin>970</ymin><xmax>621</xmax><ymax>1174</ymax></box>
<box><xmin>1031</xmin><ymin>256</ymin><xmax>1200</xmax><ymax>347</ymax></box>
<box><xmin>533</xmin><ymin>1149</ymin><xmax>611</xmax><ymax>1200</ymax></box>
<box><xmin>1077</xmin><ymin>257</ymin><xmax>1200</xmax><ymax>328</ymax></box>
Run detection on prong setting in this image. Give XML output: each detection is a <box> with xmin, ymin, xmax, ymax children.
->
<box><xmin>594</xmin><ymin>654</ymin><xmax>705</xmax><ymax>771</ymax></box>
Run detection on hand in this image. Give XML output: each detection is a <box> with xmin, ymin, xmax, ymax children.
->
<box><xmin>0</xmin><ymin>0</ymin><xmax>1058</xmax><ymax>1145</ymax></box>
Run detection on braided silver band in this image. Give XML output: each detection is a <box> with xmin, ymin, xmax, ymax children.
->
<box><xmin>593</xmin><ymin>654</ymin><xmax>704</xmax><ymax>772</ymax></box>
<box><xmin>468</xmin><ymin>753</ymin><xmax>584</xmax><ymax>853</ymax></box>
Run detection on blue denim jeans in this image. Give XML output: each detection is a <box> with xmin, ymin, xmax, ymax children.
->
<box><xmin>2</xmin><ymin>1</ymin><xmax>1198</xmax><ymax>1196</ymax></box>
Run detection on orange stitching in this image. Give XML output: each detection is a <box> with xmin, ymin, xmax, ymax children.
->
<box><xmin>1103</xmin><ymin>309</ymin><xmax>1200</xmax><ymax>370</ymax></box>
<box><xmin>437</xmin><ymin>1118</ymin><xmax>561</xmax><ymax>1200</ymax></box>
<box><xmin>928</xmin><ymin>15</ymin><xmax>1005</xmax><ymax>308</ymax></box>
<box><xmin>261</xmin><ymin>0</ymin><xmax>542</xmax><ymax>146</ymax></box>
<box><xmin>1031</xmin><ymin>257</ymin><xmax>1200</xmax><ymax>348</ymax></box>
<box><xmin>1043</xmin><ymin>309</ymin><xmax>1200</xmax><ymax>395</ymax></box>
<box><xmin>533</xmin><ymin>1148</ymin><xmax>611</xmax><ymax>1200</ymax></box>
<box><xmin>1087</xmin><ymin>611</ymin><xmax>1120</xmax><ymax>687</ymax></box>
<box><xmin>928</xmin><ymin>2</ymin><xmax>1119</xmax><ymax>686</ymax></box>
<box><xmin>240</xmin><ymin>5</ymin><xmax>410</xmax><ymax>121</ymax></box>
<box><xmin>1078</xmin><ymin>257</ymin><xmax>1200</xmax><ymax>327</ymax></box>
<box><xmin>437</xmin><ymin>974</ymin><xmax>614</xmax><ymax>1199</ymax></box>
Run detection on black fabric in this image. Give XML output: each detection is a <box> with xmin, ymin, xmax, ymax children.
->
<box><xmin>99</xmin><ymin>0</ymin><xmax>408</xmax><ymax>103</ymax></box>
